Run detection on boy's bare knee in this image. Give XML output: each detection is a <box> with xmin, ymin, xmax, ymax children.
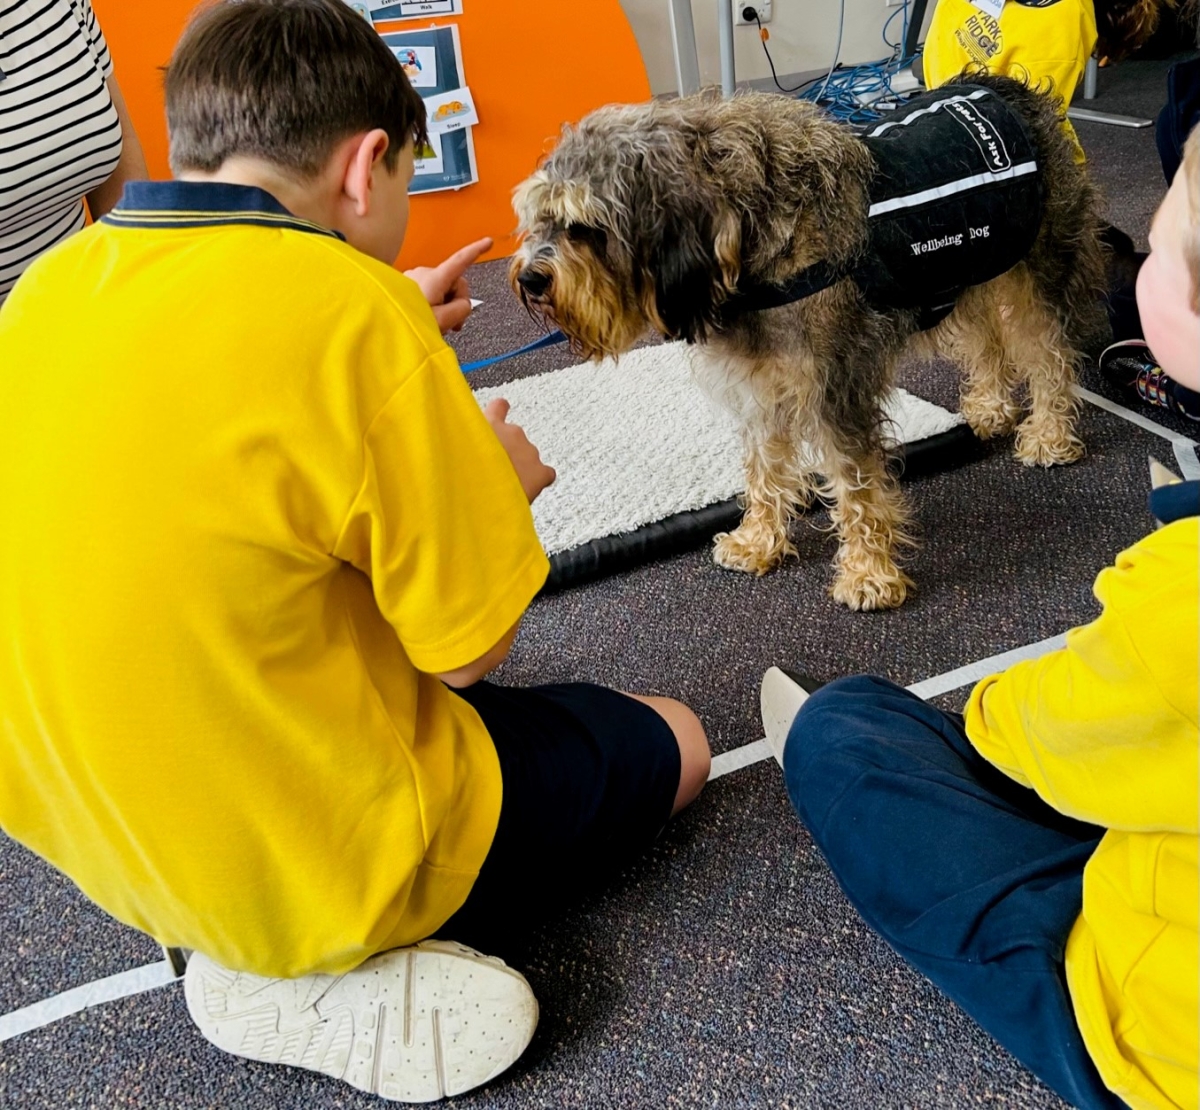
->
<box><xmin>627</xmin><ymin>694</ymin><xmax>710</xmax><ymax>814</ymax></box>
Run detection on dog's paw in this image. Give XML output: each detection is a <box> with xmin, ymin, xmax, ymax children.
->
<box><xmin>830</xmin><ymin>563</ymin><xmax>913</xmax><ymax>611</ymax></box>
<box><xmin>1013</xmin><ymin>419</ymin><xmax>1084</xmax><ymax>467</ymax></box>
<box><xmin>712</xmin><ymin>523</ymin><xmax>794</xmax><ymax>576</ymax></box>
<box><xmin>961</xmin><ymin>396</ymin><xmax>1021</xmax><ymax>441</ymax></box>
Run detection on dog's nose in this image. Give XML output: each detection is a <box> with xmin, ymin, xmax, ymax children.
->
<box><xmin>517</xmin><ymin>268</ymin><xmax>551</xmax><ymax>298</ymax></box>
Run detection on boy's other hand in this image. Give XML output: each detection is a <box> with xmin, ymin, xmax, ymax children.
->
<box><xmin>405</xmin><ymin>237</ymin><xmax>493</xmax><ymax>334</ymax></box>
<box><xmin>483</xmin><ymin>399</ymin><xmax>556</xmax><ymax>503</ymax></box>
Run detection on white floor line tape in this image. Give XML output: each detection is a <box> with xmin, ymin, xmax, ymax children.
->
<box><xmin>1076</xmin><ymin>387</ymin><xmax>1200</xmax><ymax>480</ymax></box>
<box><xmin>0</xmin><ymin>960</ymin><xmax>177</xmax><ymax>1044</ymax></box>
<box><xmin>1173</xmin><ymin>441</ymin><xmax>1200</xmax><ymax>481</ymax></box>
<box><xmin>905</xmin><ymin>633</ymin><xmax>1068</xmax><ymax>700</ymax></box>
<box><xmin>707</xmin><ymin>632</ymin><xmax>1070</xmax><ymax>784</ymax></box>
<box><xmin>709</xmin><ymin>737</ymin><xmax>771</xmax><ymax>780</ymax></box>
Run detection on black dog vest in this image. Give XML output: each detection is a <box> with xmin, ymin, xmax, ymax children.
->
<box><xmin>731</xmin><ymin>85</ymin><xmax>1045</xmax><ymax>330</ymax></box>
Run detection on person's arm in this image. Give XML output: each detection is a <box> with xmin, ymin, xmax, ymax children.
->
<box><xmin>964</xmin><ymin>522</ymin><xmax>1199</xmax><ymax>831</ymax></box>
<box><xmin>435</xmin><ymin>617</ymin><xmax>522</xmax><ymax>688</ymax></box>
<box><xmin>85</xmin><ymin>76</ymin><xmax>149</xmax><ymax>220</ymax></box>
<box><xmin>428</xmin><ymin>400</ymin><xmax>554</xmax><ymax>687</ymax></box>
<box><xmin>333</xmin><ymin>348</ymin><xmax>553</xmax><ymax>686</ymax></box>
<box><xmin>429</xmin><ymin>399</ymin><xmax>553</xmax><ymax>686</ymax></box>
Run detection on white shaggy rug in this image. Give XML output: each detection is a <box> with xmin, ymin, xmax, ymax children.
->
<box><xmin>475</xmin><ymin>342</ymin><xmax>965</xmax><ymax>558</ymax></box>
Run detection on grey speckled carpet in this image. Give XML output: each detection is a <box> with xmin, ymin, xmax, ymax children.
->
<box><xmin>2</xmin><ymin>53</ymin><xmax>1195</xmax><ymax>1110</ymax></box>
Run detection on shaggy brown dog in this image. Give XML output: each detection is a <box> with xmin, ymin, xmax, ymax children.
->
<box><xmin>511</xmin><ymin>74</ymin><xmax>1106</xmax><ymax>610</ymax></box>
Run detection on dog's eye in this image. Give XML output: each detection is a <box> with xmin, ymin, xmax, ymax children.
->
<box><xmin>565</xmin><ymin>223</ymin><xmax>606</xmax><ymax>248</ymax></box>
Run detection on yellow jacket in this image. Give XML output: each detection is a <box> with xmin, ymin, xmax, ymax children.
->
<box><xmin>966</xmin><ymin>486</ymin><xmax>1199</xmax><ymax>1110</ymax></box>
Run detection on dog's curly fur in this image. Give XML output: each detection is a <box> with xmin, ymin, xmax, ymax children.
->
<box><xmin>511</xmin><ymin>74</ymin><xmax>1106</xmax><ymax>610</ymax></box>
<box><xmin>1095</xmin><ymin>0</ymin><xmax>1177</xmax><ymax>63</ymax></box>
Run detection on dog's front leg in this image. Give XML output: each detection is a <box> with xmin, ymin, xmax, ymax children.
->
<box><xmin>710</xmin><ymin>367</ymin><xmax>816</xmax><ymax>576</ymax></box>
<box><xmin>697</xmin><ymin>349</ymin><xmax>810</xmax><ymax>577</ymax></box>
<box><xmin>817</xmin><ymin>430</ymin><xmax>915</xmax><ymax>611</ymax></box>
<box><xmin>713</xmin><ymin>423</ymin><xmax>803</xmax><ymax>575</ymax></box>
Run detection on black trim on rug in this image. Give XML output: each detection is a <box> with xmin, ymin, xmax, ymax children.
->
<box><xmin>541</xmin><ymin>424</ymin><xmax>981</xmax><ymax>595</ymax></box>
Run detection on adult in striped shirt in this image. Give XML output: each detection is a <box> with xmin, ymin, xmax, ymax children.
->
<box><xmin>1</xmin><ymin>0</ymin><xmax>147</xmax><ymax>304</ymax></box>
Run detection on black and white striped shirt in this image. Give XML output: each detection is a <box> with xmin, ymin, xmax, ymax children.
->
<box><xmin>0</xmin><ymin>0</ymin><xmax>122</xmax><ymax>303</ymax></box>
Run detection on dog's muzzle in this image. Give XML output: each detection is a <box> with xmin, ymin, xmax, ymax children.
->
<box><xmin>516</xmin><ymin>267</ymin><xmax>552</xmax><ymax>299</ymax></box>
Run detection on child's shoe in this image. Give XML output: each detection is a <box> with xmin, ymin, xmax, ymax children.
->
<box><xmin>184</xmin><ymin>939</ymin><xmax>538</xmax><ymax>1102</ymax></box>
<box><xmin>1099</xmin><ymin>339</ymin><xmax>1200</xmax><ymax>421</ymax></box>
<box><xmin>760</xmin><ymin>668</ymin><xmax>821</xmax><ymax>767</ymax></box>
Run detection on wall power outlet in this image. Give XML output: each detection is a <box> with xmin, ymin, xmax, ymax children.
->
<box><xmin>734</xmin><ymin>0</ymin><xmax>772</xmax><ymax>25</ymax></box>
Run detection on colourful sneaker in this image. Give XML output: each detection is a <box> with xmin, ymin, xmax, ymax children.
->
<box><xmin>184</xmin><ymin>940</ymin><xmax>538</xmax><ymax>1102</ymax></box>
<box><xmin>1099</xmin><ymin>339</ymin><xmax>1200</xmax><ymax>421</ymax></box>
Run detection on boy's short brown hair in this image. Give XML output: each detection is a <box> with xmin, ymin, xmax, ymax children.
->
<box><xmin>165</xmin><ymin>0</ymin><xmax>428</xmax><ymax>178</ymax></box>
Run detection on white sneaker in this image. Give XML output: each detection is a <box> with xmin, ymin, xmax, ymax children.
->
<box><xmin>760</xmin><ymin>667</ymin><xmax>812</xmax><ymax>767</ymax></box>
<box><xmin>184</xmin><ymin>940</ymin><xmax>538</xmax><ymax>1102</ymax></box>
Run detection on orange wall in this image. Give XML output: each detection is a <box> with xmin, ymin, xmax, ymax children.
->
<box><xmin>89</xmin><ymin>1</ymin><xmax>651</xmax><ymax>267</ymax></box>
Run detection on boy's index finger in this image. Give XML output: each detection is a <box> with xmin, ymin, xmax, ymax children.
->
<box><xmin>483</xmin><ymin>397</ymin><xmax>510</xmax><ymax>422</ymax></box>
<box><xmin>436</xmin><ymin>238</ymin><xmax>494</xmax><ymax>281</ymax></box>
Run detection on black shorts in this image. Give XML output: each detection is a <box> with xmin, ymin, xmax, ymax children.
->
<box><xmin>435</xmin><ymin>681</ymin><xmax>681</xmax><ymax>954</ymax></box>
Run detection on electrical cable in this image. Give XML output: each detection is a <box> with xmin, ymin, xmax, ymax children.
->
<box><xmin>818</xmin><ymin>0</ymin><xmax>846</xmax><ymax>103</ymax></box>
<box><xmin>755</xmin><ymin>0</ymin><xmax>922</xmax><ymax>124</ymax></box>
<box><xmin>882</xmin><ymin>3</ymin><xmax>906</xmax><ymax>51</ymax></box>
<box><xmin>744</xmin><ymin>6</ymin><xmax>826</xmax><ymax>93</ymax></box>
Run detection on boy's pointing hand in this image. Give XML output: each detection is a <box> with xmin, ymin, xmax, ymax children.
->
<box><xmin>406</xmin><ymin>237</ymin><xmax>493</xmax><ymax>334</ymax></box>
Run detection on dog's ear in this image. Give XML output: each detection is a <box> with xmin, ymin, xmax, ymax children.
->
<box><xmin>648</xmin><ymin>203</ymin><xmax>741</xmax><ymax>344</ymax></box>
<box><xmin>651</xmin><ymin>206</ymin><xmax>721</xmax><ymax>343</ymax></box>
<box><xmin>511</xmin><ymin>172</ymin><xmax>548</xmax><ymax>235</ymax></box>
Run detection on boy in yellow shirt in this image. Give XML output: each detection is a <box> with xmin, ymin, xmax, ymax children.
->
<box><xmin>761</xmin><ymin>126</ymin><xmax>1199</xmax><ymax>1110</ymax></box>
<box><xmin>0</xmin><ymin>0</ymin><xmax>709</xmax><ymax>1101</ymax></box>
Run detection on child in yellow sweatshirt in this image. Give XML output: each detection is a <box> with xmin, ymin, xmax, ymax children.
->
<box><xmin>761</xmin><ymin>126</ymin><xmax>1200</xmax><ymax>1110</ymax></box>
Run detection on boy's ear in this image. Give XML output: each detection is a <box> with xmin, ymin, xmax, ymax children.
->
<box><xmin>343</xmin><ymin>128</ymin><xmax>391</xmax><ymax>217</ymax></box>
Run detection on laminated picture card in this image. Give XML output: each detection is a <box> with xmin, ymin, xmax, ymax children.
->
<box><xmin>381</xmin><ymin>25</ymin><xmax>479</xmax><ymax>193</ymax></box>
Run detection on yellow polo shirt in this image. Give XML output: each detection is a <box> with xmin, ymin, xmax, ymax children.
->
<box><xmin>966</xmin><ymin>505</ymin><xmax>1198</xmax><ymax>1110</ymax></box>
<box><xmin>0</xmin><ymin>182</ymin><xmax>548</xmax><ymax>977</ymax></box>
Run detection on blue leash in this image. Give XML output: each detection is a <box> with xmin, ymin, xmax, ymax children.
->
<box><xmin>460</xmin><ymin>329</ymin><xmax>568</xmax><ymax>374</ymax></box>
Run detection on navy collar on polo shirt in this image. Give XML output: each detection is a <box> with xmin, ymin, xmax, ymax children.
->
<box><xmin>101</xmin><ymin>181</ymin><xmax>345</xmax><ymax>241</ymax></box>
<box><xmin>1150</xmin><ymin>478</ymin><xmax>1200</xmax><ymax>526</ymax></box>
